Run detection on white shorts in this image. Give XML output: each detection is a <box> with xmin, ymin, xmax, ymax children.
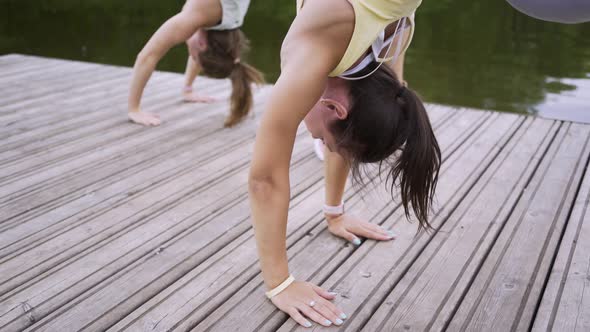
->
<box><xmin>208</xmin><ymin>0</ymin><xmax>251</xmax><ymax>30</ymax></box>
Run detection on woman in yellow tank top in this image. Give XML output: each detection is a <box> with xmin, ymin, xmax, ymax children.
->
<box><xmin>249</xmin><ymin>0</ymin><xmax>441</xmax><ymax>327</ymax></box>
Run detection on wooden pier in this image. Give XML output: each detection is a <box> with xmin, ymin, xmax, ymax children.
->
<box><xmin>0</xmin><ymin>54</ymin><xmax>589</xmax><ymax>331</ymax></box>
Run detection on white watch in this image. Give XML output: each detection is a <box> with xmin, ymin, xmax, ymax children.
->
<box><xmin>323</xmin><ymin>202</ymin><xmax>344</xmax><ymax>215</ymax></box>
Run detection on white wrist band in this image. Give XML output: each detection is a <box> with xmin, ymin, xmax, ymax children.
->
<box><xmin>265</xmin><ymin>275</ymin><xmax>295</xmax><ymax>299</ymax></box>
<box><xmin>323</xmin><ymin>202</ymin><xmax>344</xmax><ymax>215</ymax></box>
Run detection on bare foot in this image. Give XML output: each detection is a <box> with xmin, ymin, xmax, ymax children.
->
<box><xmin>183</xmin><ymin>91</ymin><xmax>218</xmax><ymax>103</ymax></box>
<box><xmin>128</xmin><ymin>112</ymin><xmax>161</xmax><ymax>126</ymax></box>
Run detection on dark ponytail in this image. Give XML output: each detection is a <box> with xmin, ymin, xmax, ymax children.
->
<box><xmin>389</xmin><ymin>86</ymin><xmax>441</xmax><ymax>230</ymax></box>
<box><xmin>198</xmin><ymin>29</ymin><xmax>264</xmax><ymax>127</ymax></box>
<box><xmin>226</xmin><ymin>60</ymin><xmax>264</xmax><ymax>127</ymax></box>
<box><xmin>331</xmin><ymin>66</ymin><xmax>441</xmax><ymax>231</ymax></box>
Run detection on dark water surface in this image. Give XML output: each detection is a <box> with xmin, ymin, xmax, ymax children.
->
<box><xmin>1</xmin><ymin>0</ymin><xmax>589</xmax><ymax>122</ymax></box>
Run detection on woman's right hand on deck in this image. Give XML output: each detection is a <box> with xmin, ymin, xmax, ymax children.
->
<box><xmin>128</xmin><ymin>111</ymin><xmax>161</xmax><ymax>126</ymax></box>
<box><xmin>271</xmin><ymin>281</ymin><xmax>346</xmax><ymax>328</ymax></box>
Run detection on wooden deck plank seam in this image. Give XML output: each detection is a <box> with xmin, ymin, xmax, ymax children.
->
<box><xmin>0</xmin><ymin>65</ymin><xmax>123</xmax><ymax>108</ymax></box>
<box><xmin>431</xmin><ymin>118</ymin><xmax>560</xmax><ymax>331</ymax></box>
<box><xmin>505</xmin><ymin>123</ymin><xmax>590</xmax><ymax>331</ymax></box>
<box><xmin>363</xmin><ymin>114</ymin><xmax>526</xmax><ymax>332</ymax></box>
<box><xmin>0</xmin><ymin>102</ymin><xmax>264</xmax><ymax>233</ymax></box>
<box><xmin>0</xmin><ymin>72</ymin><xmax>175</xmax><ymax>139</ymax></box>
<box><xmin>0</xmin><ymin>81</ymin><xmax>225</xmax><ymax>175</ymax></box>
<box><xmin>0</xmin><ymin>71</ymin><xmax>179</xmax><ymax>148</ymax></box>
<box><xmin>0</xmin><ymin>121</ymin><xmax>262</xmax><ymax>258</ymax></box>
<box><xmin>527</xmin><ymin>128</ymin><xmax>590</xmax><ymax>331</ymax></box>
<box><xmin>0</xmin><ymin>92</ymin><xmax>187</xmax><ymax>184</ymax></box>
<box><xmin>0</xmin><ymin>76</ymin><xmax>188</xmax><ymax>162</ymax></box>
<box><xmin>0</xmin><ymin>61</ymin><xmax>92</xmax><ymax>89</ymax></box>
<box><xmin>0</xmin><ymin>81</ymin><xmax>240</xmax><ymax>197</ymax></box>
<box><xmin>0</xmin><ymin>128</ymin><xmax>266</xmax><ymax>282</ymax></box>
<box><xmin>0</xmin><ymin>83</ymin><xmax>237</xmax><ymax>203</ymax></box>
<box><xmin>456</xmin><ymin>121</ymin><xmax>567</xmax><ymax>329</ymax></box>
<box><xmin>513</xmin><ymin>125</ymin><xmax>590</xmax><ymax>326</ymax></box>
<box><xmin>0</xmin><ymin>68</ymin><xmax>178</xmax><ymax>120</ymax></box>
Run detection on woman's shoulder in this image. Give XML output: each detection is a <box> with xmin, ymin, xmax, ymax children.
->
<box><xmin>282</xmin><ymin>0</ymin><xmax>355</xmax><ymax>71</ymax></box>
<box><xmin>294</xmin><ymin>0</ymin><xmax>354</xmax><ymax>31</ymax></box>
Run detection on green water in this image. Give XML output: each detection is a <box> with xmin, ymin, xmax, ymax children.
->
<box><xmin>1</xmin><ymin>0</ymin><xmax>589</xmax><ymax>121</ymax></box>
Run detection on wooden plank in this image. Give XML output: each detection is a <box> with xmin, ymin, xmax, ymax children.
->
<box><xmin>0</xmin><ymin>72</ymin><xmax>176</xmax><ymax>152</ymax></box>
<box><xmin>0</xmin><ymin>84</ymin><xmax>249</xmax><ymax>234</ymax></box>
<box><xmin>0</xmin><ymin>70</ymin><xmax>183</xmax><ymax>140</ymax></box>
<box><xmin>0</xmin><ymin>56</ymin><xmax>124</xmax><ymax>90</ymax></box>
<box><xmin>0</xmin><ymin>58</ymin><xmax>56</xmax><ymax>78</ymax></box>
<box><xmin>0</xmin><ymin>82</ymin><xmax>262</xmax><ymax>225</ymax></box>
<box><xmin>0</xmin><ymin>61</ymin><xmax>178</xmax><ymax>121</ymax></box>
<box><xmin>0</xmin><ymin>110</ymin><xmax>275</xmax><ymax>267</ymax></box>
<box><xmin>447</xmin><ymin>122</ymin><xmax>590</xmax><ymax>331</ymax></box>
<box><xmin>354</xmin><ymin>117</ymin><xmax>556</xmax><ymax>331</ymax></box>
<box><xmin>0</xmin><ymin>56</ymin><xmax>83</xmax><ymax>85</ymax></box>
<box><xmin>0</xmin><ymin>85</ymin><xmax>181</xmax><ymax>194</ymax></box>
<box><xmin>0</xmin><ymin>63</ymin><xmax>110</xmax><ymax>105</ymax></box>
<box><xmin>0</xmin><ymin>67</ymin><xmax>129</xmax><ymax>118</ymax></box>
<box><xmin>0</xmin><ymin>75</ymin><xmax>134</xmax><ymax>137</ymax></box>
<box><xmin>0</xmin><ymin>66</ymin><xmax>130</xmax><ymax>118</ymax></box>
<box><xmin>0</xmin><ymin>75</ymin><xmax>225</xmax><ymax>164</ymax></box>
<box><xmin>0</xmin><ymin>73</ymin><xmax>174</xmax><ymax>159</ymax></box>
<box><xmin>0</xmin><ymin>93</ymin><xmax>265</xmax><ymax>260</ymax></box>
<box><xmin>0</xmin><ymin>94</ymin><xmax>269</xmax><ymax>257</ymax></box>
<box><xmin>2</xmin><ymin>131</ymin><xmax>316</xmax><ymax>331</ymax></box>
<box><xmin>0</xmin><ymin>82</ymin><xmax>230</xmax><ymax>200</ymax></box>
<box><xmin>187</xmin><ymin>110</ymin><xmax>497</xmax><ymax>331</ymax></box>
<box><xmin>532</xmin><ymin>144</ymin><xmax>590</xmax><ymax>331</ymax></box>
<box><xmin>0</xmin><ymin>61</ymin><xmax>112</xmax><ymax>92</ymax></box>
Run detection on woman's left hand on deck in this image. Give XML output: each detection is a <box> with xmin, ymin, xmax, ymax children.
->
<box><xmin>326</xmin><ymin>213</ymin><xmax>397</xmax><ymax>245</ymax></box>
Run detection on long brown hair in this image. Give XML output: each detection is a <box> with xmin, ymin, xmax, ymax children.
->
<box><xmin>198</xmin><ymin>29</ymin><xmax>264</xmax><ymax>127</ymax></box>
<box><xmin>331</xmin><ymin>65</ymin><xmax>441</xmax><ymax>231</ymax></box>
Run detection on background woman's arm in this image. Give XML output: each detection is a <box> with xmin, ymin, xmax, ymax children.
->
<box><xmin>128</xmin><ymin>0</ymin><xmax>221</xmax><ymax>124</ymax></box>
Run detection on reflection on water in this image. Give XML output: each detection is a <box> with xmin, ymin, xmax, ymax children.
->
<box><xmin>1</xmin><ymin>0</ymin><xmax>589</xmax><ymax>122</ymax></box>
<box><xmin>537</xmin><ymin>77</ymin><xmax>590</xmax><ymax>122</ymax></box>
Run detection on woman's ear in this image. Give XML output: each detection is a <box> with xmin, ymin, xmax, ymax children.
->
<box><xmin>320</xmin><ymin>98</ymin><xmax>349</xmax><ymax>120</ymax></box>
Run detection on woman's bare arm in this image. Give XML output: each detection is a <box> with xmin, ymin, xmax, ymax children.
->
<box><xmin>127</xmin><ymin>0</ymin><xmax>221</xmax><ymax>125</ymax></box>
<box><xmin>248</xmin><ymin>0</ymin><xmax>353</xmax><ymax>327</ymax></box>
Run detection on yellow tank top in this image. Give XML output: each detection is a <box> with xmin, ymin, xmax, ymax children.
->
<box><xmin>296</xmin><ymin>0</ymin><xmax>421</xmax><ymax>77</ymax></box>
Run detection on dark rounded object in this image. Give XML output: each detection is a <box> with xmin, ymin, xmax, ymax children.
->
<box><xmin>506</xmin><ymin>0</ymin><xmax>590</xmax><ymax>24</ymax></box>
